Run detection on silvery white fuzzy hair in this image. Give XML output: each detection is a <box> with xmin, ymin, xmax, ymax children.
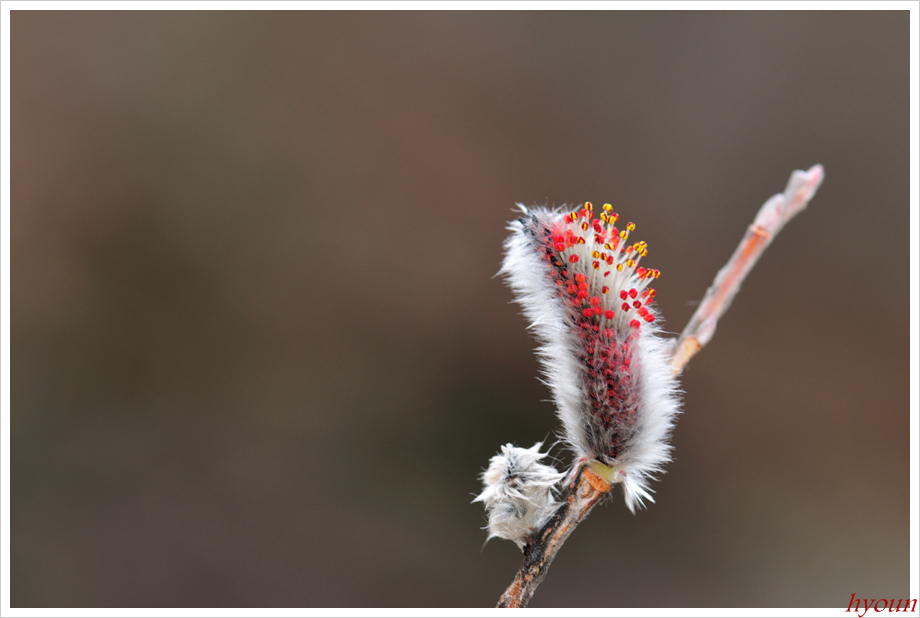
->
<box><xmin>500</xmin><ymin>204</ymin><xmax>682</xmax><ymax>512</ymax></box>
<box><xmin>474</xmin><ymin>442</ymin><xmax>565</xmax><ymax>550</ymax></box>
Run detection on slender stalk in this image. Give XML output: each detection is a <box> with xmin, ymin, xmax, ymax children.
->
<box><xmin>494</xmin><ymin>165</ymin><xmax>825</xmax><ymax>607</ymax></box>
<box><xmin>671</xmin><ymin>164</ymin><xmax>824</xmax><ymax>374</ymax></box>
<box><xmin>497</xmin><ymin>465</ymin><xmax>613</xmax><ymax>608</ymax></box>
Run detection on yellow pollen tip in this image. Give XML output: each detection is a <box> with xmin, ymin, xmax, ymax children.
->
<box><xmin>627</xmin><ymin>223</ymin><xmax>636</xmax><ymax>232</ymax></box>
<box><xmin>603</xmin><ymin>203</ymin><xmax>612</xmax><ymax>212</ymax></box>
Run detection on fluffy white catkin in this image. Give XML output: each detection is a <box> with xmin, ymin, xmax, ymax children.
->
<box><xmin>500</xmin><ymin>204</ymin><xmax>681</xmax><ymax>512</ymax></box>
<box><xmin>474</xmin><ymin>443</ymin><xmax>565</xmax><ymax>550</ymax></box>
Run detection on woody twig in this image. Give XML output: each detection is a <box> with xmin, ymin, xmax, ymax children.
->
<box><xmin>671</xmin><ymin>164</ymin><xmax>825</xmax><ymax>374</ymax></box>
<box><xmin>497</xmin><ymin>464</ymin><xmax>613</xmax><ymax>608</ymax></box>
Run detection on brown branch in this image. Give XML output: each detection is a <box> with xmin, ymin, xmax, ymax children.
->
<box><xmin>496</xmin><ymin>464</ymin><xmax>613</xmax><ymax>608</ymax></box>
<box><xmin>671</xmin><ymin>164</ymin><xmax>824</xmax><ymax>374</ymax></box>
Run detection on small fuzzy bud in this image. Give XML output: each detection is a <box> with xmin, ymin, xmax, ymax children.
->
<box><xmin>474</xmin><ymin>443</ymin><xmax>564</xmax><ymax>550</ymax></box>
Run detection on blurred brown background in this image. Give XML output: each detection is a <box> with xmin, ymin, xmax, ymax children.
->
<box><xmin>11</xmin><ymin>10</ymin><xmax>909</xmax><ymax>608</ymax></box>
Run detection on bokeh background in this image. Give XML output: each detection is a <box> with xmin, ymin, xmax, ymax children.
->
<box><xmin>11</xmin><ymin>10</ymin><xmax>911</xmax><ymax>608</ymax></box>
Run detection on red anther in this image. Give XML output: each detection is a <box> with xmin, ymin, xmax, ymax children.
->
<box><xmin>637</xmin><ymin>267</ymin><xmax>647</xmax><ymax>277</ymax></box>
<box><xmin>554</xmin><ymin>242</ymin><xmax>566</xmax><ymax>252</ymax></box>
<box><xmin>640</xmin><ymin>289</ymin><xmax>649</xmax><ymax>298</ymax></box>
<box><xmin>592</xmin><ymin>260</ymin><xmax>600</xmax><ymax>269</ymax></box>
<box><xmin>604</xmin><ymin>310</ymin><xmax>614</xmax><ymax>320</ymax></box>
<box><xmin>577</xmin><ymin>290</ymin><xmax>588</xmax><ymax>300</ymax></box>
<box><xmin>569</xmin><ymin>255</ymin><xmax>579</xmax><ymax>263</ymax></box>
<box><xmin>630</xmin><ymin>319</ymin><xmax>641</xmax><ymax>329</ymax></box>
<box><xmin>594</xmin><ymin>234</ymin><xmax>605</xmax><ymax>244</ymax></box>
<box><xmin>644</xmin><ymin>314</ymin><xmax>655</xmax><ymax>322</ymax></box>
<box><xmin>567</xmin><ymin>284</ymin><xmax>577</xmax><ymax>294</ymax></box>
<box><xmin>603</xmin><ymin>271</ymin><xmax>611</xmax><ymax>277</ymax></box>
<box><xmin>578</xmin><ymin>281</ymin><xmax>588</xmax><ymax>291</ymax></box>
<box><xmin>637</xmin><ymin>306</ymin><xmax>648</xmax><ymax>316</ymax></box>
<box><xmin>592</xmin><ymin>220</ymin><xmax>603</xmax><ymax>233</ymax></box>
<box><xmin>553</xmin><ymin>235</ymin><xmax>565</xmax><ymax>244</ymax></box>
<box><xmin>604</xmin><ymin>328</ymin><xmax>615</xmax><ymax>338</ymax></box>
<box><xmin>628</xmin><ymin>288</ymin><xmax>638</xmax><ymax>299</ymax></box>
<box><xmin>589</xmin><ymin>296</ymin><xmax>601</xmax><ymax>306</ymax></box>
<box><xmin>601</xmin><ymin>286</ymin><xmax>609</xmax><ymax>294</ymax></box>
<box><xmin>581</xmin><ymin>222</ymin><xmax>589</xmax><ymax>231</ymax></box>
<box><xmin>594</xmin><ymin>306</ymin><xmax>603</xmax><ymax>316</ymax></box>
<box><xmin>621</xmin><ymin>302</ymin><xmax>631</xmax><ymax>311</ymax></box>
<box><xmin>619</xmin><ymin>290</ymin><xmax>628</xmax><ymax>300</ymax></box>
<box><xmin>633</xmin><ymin>301</ymin><xmax>641</xmax><ymax>309</ymax></box>
<box><xmin>582</xmin><ymin>308</ymin><xmax>594</xmax><ymax>317</ymax></box>
<box><xmin>575</xmin><ymin>273</ymin><xmax>586</xmax><ymax>282</ymax></box>
<box><xmin>644</xmin><ymin>296</ymin><xmax>653</xmax><ymax>305</ymax></box>
<box><xmin>606</xmin><ymin>256</ymin><xmax>614</xmax><ymax>265</ymax></box>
